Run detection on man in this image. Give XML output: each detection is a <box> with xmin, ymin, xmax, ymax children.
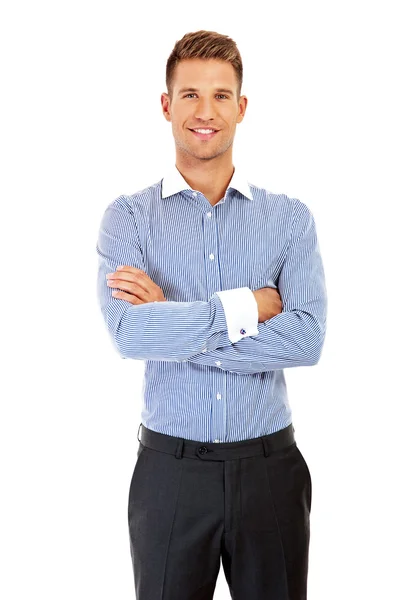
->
<box><xmin>96</xmin><ymin>29</ymin><xmax>327</xmax><ymax>600</ymax></box>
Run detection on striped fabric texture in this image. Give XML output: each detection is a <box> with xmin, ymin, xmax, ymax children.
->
<box><xmin>96</xmin><ymin>164</ymin><xmax>328</xmax><ymax>443</ymax></box>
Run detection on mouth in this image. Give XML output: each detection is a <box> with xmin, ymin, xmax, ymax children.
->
<box><xmin>189</xmin><ymin>128</ymin><xmax>219</xmax><ymax>140</ymax></box>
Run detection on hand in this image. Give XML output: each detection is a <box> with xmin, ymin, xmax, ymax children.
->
<box><xmin>252</xmin><ymin>287</ymin><xmax>283</xmax><ymax>322</ymax></box>
<box><xmin>106</xmin><ymin>265</ymin><xmax>166</xmax><ymax>305</ymax></box>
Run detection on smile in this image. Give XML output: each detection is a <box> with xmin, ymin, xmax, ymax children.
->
<box><xmin>189</xmin><ymin>129</ymin><xmax>219</xmax><ymax>140</ymax></box>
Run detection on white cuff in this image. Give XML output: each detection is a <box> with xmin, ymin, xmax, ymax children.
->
<box><xmin>215</xmin><ymin>287</ymin><xmax>259</xmax><ymax>343</ymax></box>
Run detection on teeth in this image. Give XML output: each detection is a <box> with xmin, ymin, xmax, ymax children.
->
<box><xmin>193</xmin><ymin>129</ymin><xmax>216</xmax><ymax>134</ymax></box>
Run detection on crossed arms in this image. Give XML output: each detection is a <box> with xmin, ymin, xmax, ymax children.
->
<box><xmin>96</xmin><ymin>196</ymin><xmax>328</xmax><ymax>374</ymax></box>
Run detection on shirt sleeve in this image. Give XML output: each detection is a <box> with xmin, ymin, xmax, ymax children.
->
<box><xmin>185</xmin><ymin>199</ymin><xmax>328</xmax><ymax>374</ymax></box>
<box><xmin>96</xmin><ymin>196</ymin><xmax>256</xmax><ymax>361</ymax></box>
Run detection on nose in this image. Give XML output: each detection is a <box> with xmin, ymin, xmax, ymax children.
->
<box><xmin>194</xmin><ymin>98</ymin><xmax>216</xmax><ymax>122</ymax></box>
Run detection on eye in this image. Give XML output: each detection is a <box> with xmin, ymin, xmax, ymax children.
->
<box><xmin>183</xmin><ymin>94</ymin><xmax>229</xmax><ymax>99</ymax></box>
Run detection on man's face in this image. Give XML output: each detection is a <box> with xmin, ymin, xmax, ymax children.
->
<box><xmin>161</xmin><ymin>58</ymin><xmax>247</xmax><ymax>162</ymax></box>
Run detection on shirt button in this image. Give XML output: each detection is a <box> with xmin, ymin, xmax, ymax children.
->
<box><xmin>192</xmin><ymin>191</ymin><xmax>197</xmax><ymax>197</ymax></box>
<box><xmin>215</xmin><ymin>360</ymin><xmax>222</xmax><ymax>366</ymax></box>
<box><xmin>209</xmin><ymin>253</ymin><xmax>215</xmax><ymax>260</ymax></box>
<box><xmin>216</xmin><ymin>393</ymin><xmax>222</xmax><ymax>400</ymax></box>
<box><xmin>202</xmin><ymin>348</ymin><xmax>207</xmax><ymax>353</ymax></box>
<box><xmin>214</xmin><ymin>439</ymin><xmax>220</xmax><ymax>443</ymax></box>
<box><xmin>206</xmin><ymin>212</ymin><xmax>212</xmax><ymax>218</ymax></box>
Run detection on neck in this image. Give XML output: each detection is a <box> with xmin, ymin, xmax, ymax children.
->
<box><xmin>175</xmin><ymin>154</ymin><xmax>235</xmax><ymax>206</ymax></box>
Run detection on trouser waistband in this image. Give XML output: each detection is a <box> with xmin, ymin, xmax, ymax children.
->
<box><xmin>137</xmin><ymin>422</ymin><xmax>296</xmax><ymax>460</ymax></box>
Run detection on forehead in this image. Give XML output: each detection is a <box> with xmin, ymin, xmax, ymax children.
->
<box><xmin>173</xmin><ymin>58</ymin><xmax>237</xmax><ymax>90</ymax></box>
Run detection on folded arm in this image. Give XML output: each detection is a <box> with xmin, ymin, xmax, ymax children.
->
<box><xmin>184</xmin><ymin>199</ymin><xmax>328</xmax><ymax>374</ymax></box>
<box><xmin>96</xmin><ymin>196</ymin><xmax>259</xmax><ymax>361</ymax></box>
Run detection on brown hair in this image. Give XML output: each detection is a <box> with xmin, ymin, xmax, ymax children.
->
<box><xmin>166</xmin><ymin>30</ymin><xmax>243</xmax><ymax>102</ymax></box>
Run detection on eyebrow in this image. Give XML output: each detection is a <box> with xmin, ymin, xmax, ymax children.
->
<box><xmin>177</xmin><ymin>87</ymin><xmax>234</xmax><ymax>96</ymax></box>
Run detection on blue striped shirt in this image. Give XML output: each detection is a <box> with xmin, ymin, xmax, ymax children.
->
<box><xmin>96</xmin><ymin>164</ymin><xmax>328</xmax><ymax>443</ymax></box>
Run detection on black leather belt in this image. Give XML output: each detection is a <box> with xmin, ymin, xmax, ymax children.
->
<box><xmin>137</xmin><ymin>422</ymin><xmax>296</xmax><ymax>461</ymax></box>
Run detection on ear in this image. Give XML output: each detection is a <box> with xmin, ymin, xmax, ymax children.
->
<box><xmin>237</xmin><ymin>95</ymin><xmax>248</xmax><ymax>123</ymax></box>
<box><xmin>161</xmin><ymin>93</ymin><xmax>172</xmax><ymax>122</ymax></box>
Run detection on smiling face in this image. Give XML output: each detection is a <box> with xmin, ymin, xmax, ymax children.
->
<box><xmin>161</xmin><ymin>58</ymin><xmax>247</xmax><ymax>163</ymax></box>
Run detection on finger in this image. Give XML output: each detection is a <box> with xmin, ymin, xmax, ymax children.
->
<box><xmin>113</xmin><ymin>283</ymin><xmax>147</xmax><ymax>300</ymax></box>
<box><xmin>107</xmin><ymin>270</ymin><xmax>151</xmax><ymax>293</ymax></box>
<box><xmin>107</xmin><ymin>271</ymin><xmax>143</xmax><ymax>283</ymax></box>
<box><xmin>109</xmin><ymin>280</ymin><xmax>149</xmax><ymax>302</ymax></box>
<box><xmin>113</xmin><ymin>266</ymin><xmax>148</xmax><ymax>282</ymax></box>
<box><xmin>111</xmin><ymin>290</ymin><xmax>145</xmax><ymax>304</ymax></box>
<box><xmin>107</xmin><ymin>276</ymin><xmax>147</xmax><ymax>292</ymax></box>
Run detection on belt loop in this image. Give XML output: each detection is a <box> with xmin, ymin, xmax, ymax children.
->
<box><xmin>137</xmin><ymin>423</ymin><xmax>142</xmax><ymax>443</ymax></box>
<box><xmin>261</xmin><ymin>435</ymin><xmax>269</xmax><ymax>458</ymax></box>
<box><xmin>175</xmin><ymin>438</ymin><xmax>184</xmax><ymax>459</ymax></box>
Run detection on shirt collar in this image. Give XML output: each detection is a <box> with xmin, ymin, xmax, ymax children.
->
<box><xmin>161</xmin><ymin>164</ymin><xmax>253</xmax><ymax>201</ymax></box>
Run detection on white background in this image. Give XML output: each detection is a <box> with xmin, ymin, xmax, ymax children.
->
<box><xmin>1</xmin><ymin>1</ymin><xmax>398</xmax><ymax>598</ymax></box>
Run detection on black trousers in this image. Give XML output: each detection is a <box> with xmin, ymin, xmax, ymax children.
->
<box><xmin>127</xmin><ymin>422</ymin><xmax>312</xmax><ymax>600</ymax></box>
